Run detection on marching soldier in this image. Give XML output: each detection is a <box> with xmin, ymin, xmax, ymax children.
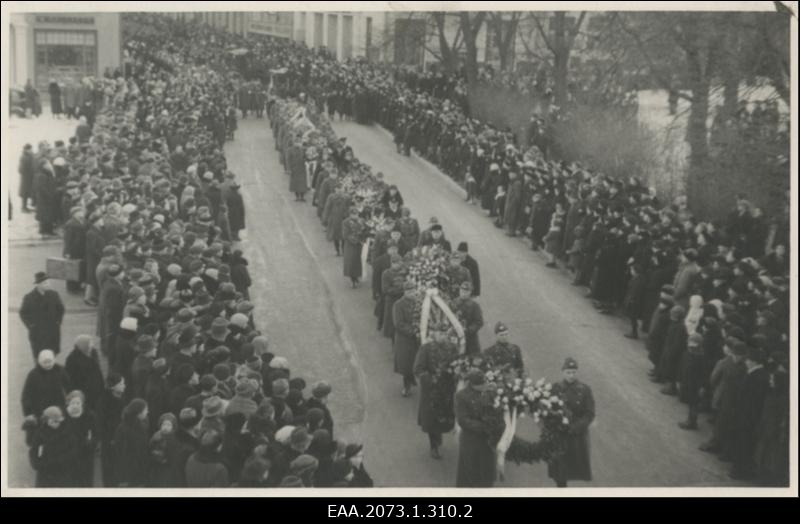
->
<box><xmin>393</xmin><ymin>281</ymin><xmax>420</xmax><ymax>397</ymax></box>
<box><xmin>548</xmin><ymin>358</ymin><xmax>595</xmax><ymax>487</ymax></box>
<box><xmin>482</xmin><ymin>322</ymin><xmax>524</xmax><ymax>377</ymax></box>
<box><xmin>444</xmin><ymin>253</ymin><xmax>472</xmax><ymax>299</ymax></box>
<box><xmin>454</xmin><ymin>282</ymin><xmax>483</xmax><ymax>355</ymax></box>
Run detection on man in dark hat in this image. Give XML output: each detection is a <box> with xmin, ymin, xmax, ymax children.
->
<box><xmin>420</xmin><ymin>222</ymin><xmax>452</xmax><ymax>252</ymax></box>
<box><xmin>482</xmin><ymin>322</ymin><xmax>524</xmax><ymax>376</ymax></box>
<box><xmin>455</xmin><ymin>368</ymin><xmax>496</xmax><ymax>487</ymax></box>
<box><xmin>548</xmin><ymin>357</ymin><xmax>595</xmax><ymax>487</ymax></box>
<box><xmin>62</xmin><ymin>205</ymin><xmax>87</xmax><ymax>289</ymax></box>
<box><xmin>454</xmin><ymin>281</ymin><xmax>484</xmax><ymax>355</ymax></box>
<box><xmin>98</xmin><ymin>264</ymin><xmax>126</xmax><ymax>357</ymax></box>
<box><xmin>19</xmin><ymin>272</ymin><xmax>65</xmax><ymax>361</ymax></box>
<box><xmin>457</xmin><ymin>242</ymin><xmax>480</xmax><ymax>297</ymax></box>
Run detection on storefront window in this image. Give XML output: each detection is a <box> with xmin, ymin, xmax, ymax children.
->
<box><xmin>34</xmin><ymin>30</ymin><xmax>97</xmax><ymax>90</ymax></box>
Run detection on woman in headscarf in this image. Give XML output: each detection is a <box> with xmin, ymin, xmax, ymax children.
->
<box><xmin>64</xmin><ymin>390</ymin><xmax>98</xmax><ymax>487</ymax></box>
<box><xmin>26</xmin><ymin>406</ymin><xmax>79</xmax><ymax>487</ymax></box>
<box><xmin>112</xmin><ymin>398</ymin><xmax>151</xmax><ymax>487</ymax></box>
<box><xmin>683</xmin><ymin>294</ymin><xmax>705</xmax><ymax>336</ymax></box>
<box><xmin>149</xmin><ymin>412</ymin><xmax>183</xmax><ymax>487</ymax></box>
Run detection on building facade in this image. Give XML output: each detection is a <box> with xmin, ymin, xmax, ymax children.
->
<box><xmin>166</xmin><ymin>11</ymin><xmax>388</xmax><ymax>62</ymax></box>
<box><xmin>9</xmin><ymin>13</ymin><xmax>122</xmax><ymax>90</ymax></box>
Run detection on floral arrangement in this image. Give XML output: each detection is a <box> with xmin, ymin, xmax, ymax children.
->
<box><xmin>449</xmin><ymin>355</ymin><xmax>571</xmax><ymax>463</ymax></box>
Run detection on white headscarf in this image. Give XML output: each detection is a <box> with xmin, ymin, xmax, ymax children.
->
<box><xmin>684</xmin><ymin>295</ymin><xmax>704</xmax><ymax>335</ymax></box>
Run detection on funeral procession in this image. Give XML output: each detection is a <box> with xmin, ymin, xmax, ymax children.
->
<box><xmin>3</xmin><ymin>3</ymin><xmax>795</xmax><ymax>494</ymax></box>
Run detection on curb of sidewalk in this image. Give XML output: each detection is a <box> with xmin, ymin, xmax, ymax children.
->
<box><xmin>7</xmin><ymin>238</ymin><xmax>63</xmax><ymax>248</ymax></box>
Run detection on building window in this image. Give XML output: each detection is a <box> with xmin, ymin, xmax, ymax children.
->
<box><xmin>34</xmin><ymin>30</ymin><xmax>97</xmax><ymax>90</ymax></box>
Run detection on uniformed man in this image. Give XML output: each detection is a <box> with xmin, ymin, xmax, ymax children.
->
<box><xmin>445</xmin><ymin>253</ymin><xmax>472</xmax><ymax>299</ymax></box>
<box><xmin>483</xmin><ymin>322</ymin><xmax>524</xmax><ymax>377</ymax></box>
<box><xmin>393</xmin><ymin>281</ymin><xmax>420</xmax><ymax>397</ymax></box>
<box><xmin>549</xmin><ymin>357</ymin><xmax>595</xmax><ymax>487</ymax></box>
<box><xmin>455</xmin><ymin>369</ymin><xmax>499</xmax><ymax>487</ymax></box>
<box><xmin>455</xmin><ymin>282</ymin><xmax>483</xmax><ymax>355</ymax></box>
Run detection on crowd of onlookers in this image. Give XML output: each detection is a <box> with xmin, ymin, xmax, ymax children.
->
<box><xmin>17</xmin><ymin>13</ymin><xmax>372</xmax><ymax>489</ymax></box>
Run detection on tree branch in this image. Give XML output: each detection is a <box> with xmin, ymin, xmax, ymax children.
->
<box><xmin>530</xmin><ymin>13</ymin><xmax>556</xmax><ymax>54</ymax></box>
<box><xmin>614</xmin><ymin>14</ymin><xmax>694</xmax><ymax>103</ymax></box>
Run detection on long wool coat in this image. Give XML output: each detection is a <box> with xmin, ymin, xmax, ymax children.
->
<box><xmin>288</xmin><ymin>144</ymin><xmax>308</xmax><ymax>193</ymax></box>
<box><xmin>20</xmin><ymin>288</ymin><xmax>65</xmax><ymax>357</ymax></box>
<box><xmin>341</xmin><ymin>216</ymin><xmax>365</xmax><ymax>279</ymax></box>
<box><xmin>547</xmin><ymin>379</ymin><xmax>595</xmax><ymax>483</ymax></box>
<box><xmin>97</xmin><ymin>278</ymin><xmax>125</xmax><ymax>355</ymax></box>
<box><xmin>316</xmin><ymin>177</ymin><xmax>336</xmax><ymax>219</ymax></box>
<box><xmin>455</xmin><ymin>386</ymin><xmax>497</xmax><ymax>487</ymax></box>
<box><xmin>323</xmin><ymin>193</ymin><xmax>350</xmax><ymax>243</ymax></box>
<box><xmin>413</xmin><ymin>340</ymin><xmax>459</xmax><ymax>434</ymax></box>
<box><xmin>392</xmin><ymin>296</ymin><xmax>419</xmax><ymax>376</ymax></box>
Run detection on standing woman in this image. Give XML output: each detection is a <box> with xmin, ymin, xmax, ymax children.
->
<box><xmin>27</xmin><ymin>406</ymin><xmax>79</xmax><ymax>487</ymax></box>
<box><xmin>98</xmin><ymin>373</ymin><xmax>126</xmax><ymax>487</ymax></box>
<box><xmin>48</xmin><ymin>79</ymin><xmax>63</xmax><ymax>118</ymax></box>
<box><xmin>112</xmin><ymin>398</ymin><xmax>151</xmax><ymax>487</ymax></box>
<box><xmin>413</xmin><ymin>325</ymin><xmax>460</xmax><ymax>459</ymax></box>
<box><xmin>64</xmin><ymin>390</ymin><xmax>98</xmax><ymax>487</ymax></box>
<box><xmin>341</xmin><ymin>207</ymin><xmax>366</xmax><ymax>288</ymax></box>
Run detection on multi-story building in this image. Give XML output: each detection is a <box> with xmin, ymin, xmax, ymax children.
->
<box><xmin>9</xmin><ymin>12</ymin><xmax>122</xmax><ymax>90</ymax></box>
<box><xmin>166</xmin><ymin>11</ymin><xmax>389</xmax><ymax>62</ymax></box>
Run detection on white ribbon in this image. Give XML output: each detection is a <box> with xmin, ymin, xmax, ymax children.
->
<box><xmin>361</xmin><ymin>237</ymin><xmax>371</xmax><ymax>274</ymax></box>
<box><xmin>419</xmin><ymin>288</ymin><xmax>466</xmax><ymax>354</ymax></box>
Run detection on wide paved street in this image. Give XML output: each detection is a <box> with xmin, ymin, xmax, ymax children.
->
<box><xmin>224</xmin><ymin>116</ymin><xmax>741</xmax><ymax>487</ymax></box>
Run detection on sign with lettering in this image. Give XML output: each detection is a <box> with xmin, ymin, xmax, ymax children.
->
<box><xmin>36</xmin><ymin>15</ymin><xmax>95</xmax><ymax>25</ymax></box>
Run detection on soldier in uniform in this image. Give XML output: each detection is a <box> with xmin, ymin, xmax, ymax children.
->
<box><xmin>393</xmin><ymin>281</ymin><xmax>420</xmax><ymax>397</ymax></box>
<box><xmin>397</xmin><ymin>208</ymin><xmax>420</xmax><ymax>254</ymax></box>
<box><xmin>455</xmin><ymin>369</ymin><xmax>500</xmax><ymax>487</ymax></box>
<box><xmin>548</xmin><ymin>357</ymin><xmax>595</xmax><ymax>487</ymax></box>
<box><xmin>483</xmin><ymin>322</ymin><xmax>524</xmax><ymax>377</ymax></box>
<box><xmin>380</xmin><ymin>255</ymin><xmax>404</xmax><ymax>337</ymax></box>
<box><xmin>454</xmin><ymin>282</ymin><xmax>484</xmax><ymax>355</ymax></box>
<box><xmin>444</xmin><ymin>253</ymin><xmax>472</xmax><ymax>299</ymax></box>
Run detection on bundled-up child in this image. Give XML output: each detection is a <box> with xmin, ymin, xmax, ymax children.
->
<box><xmin>566</xmin><ymin>225</ymin><xmax>586</xmax><ymax>280</ymax></box>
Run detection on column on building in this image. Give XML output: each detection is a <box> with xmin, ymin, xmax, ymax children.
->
<box><xmin>336</xmin><ymin>13</ymin><xmax>344</xmax><ymax>60</ymax></box>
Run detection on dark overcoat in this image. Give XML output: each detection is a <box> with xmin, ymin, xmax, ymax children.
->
<box><xmin>65</xmin><ymin>347</ymin><xmax>105</xmax><ymax>410</ymax></box>
<box><xmin>392</xmin><ymin>296</ymin><xmax>419</xmax><ymax>376</ymax></box>
<box><xmin>455</xmin><ymin>298</ymin><xmax>484</xmax><ymax>355</ymax></box>
<box><xmin>413</xmin><ymin>341</ymin><xmax>459</xmax><ymax>434</ymax></box>
<box><xmin>548</xmin><ymin>379</ymin><xmax>595</xmax><ymax>483</ymax></box>
<box><xmin>341</xmin><ymin>216</ymin><xmax>365</xmax><ymax>279</ymax></box>
<box><xmin>21</xmin><ymin>364</ymin><xmax>72</xmax><ymax>417</ymax></box>
<box><xmin>19</xmin><ymin>288</ymin><xmax>65</xmax><ymax>357</ymax></box>
<box><xmin>455</xmin><ymin>386</ymin><xmax>497</xmax><ymax>487</ymax></box>
<box><xmin>288</xmin><ymin>144</ymin><xmax>308</xmax><ymax>193</ymax></box>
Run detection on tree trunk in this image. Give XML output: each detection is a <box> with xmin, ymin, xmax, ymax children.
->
<box><xmin>552</xmin><ymin>13</ymin><xmax>569</xmax><ymax>107</ymax></box>
<box><xmin>721</xmin><ymin>15</ymin><xmax>740</xmax><ymax>119</ymax></box>
<box><xmin>685</xmin><ymin>50</ymin><xmax>711</xmax><ymax>209</ymax></box>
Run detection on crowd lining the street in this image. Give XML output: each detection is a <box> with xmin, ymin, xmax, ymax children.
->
<box><xmin>15</xmin><ymin>12</ymin><xmax>790</xmax><ymax>488</ymax></box>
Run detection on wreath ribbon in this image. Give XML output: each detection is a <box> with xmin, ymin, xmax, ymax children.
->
<box><xmin>419</xmin><ymin>288</ymin><xmax>465</xmax><ymax>354</ymax></box>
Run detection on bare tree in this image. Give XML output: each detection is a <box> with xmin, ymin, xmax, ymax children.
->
<box><xmin>458</xmin><ymin>11</ymin><xmax>488</xmax><ymax>87</ymax></box>
<box><xmin>487</xmin><ymin>12</ymin><xmax>522</xmax><ymax>71</ymax></box>
<box><xmin>521</xmin><ymin>11</ymin><xmax>587</xmax><ymax>106</ymax></box>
